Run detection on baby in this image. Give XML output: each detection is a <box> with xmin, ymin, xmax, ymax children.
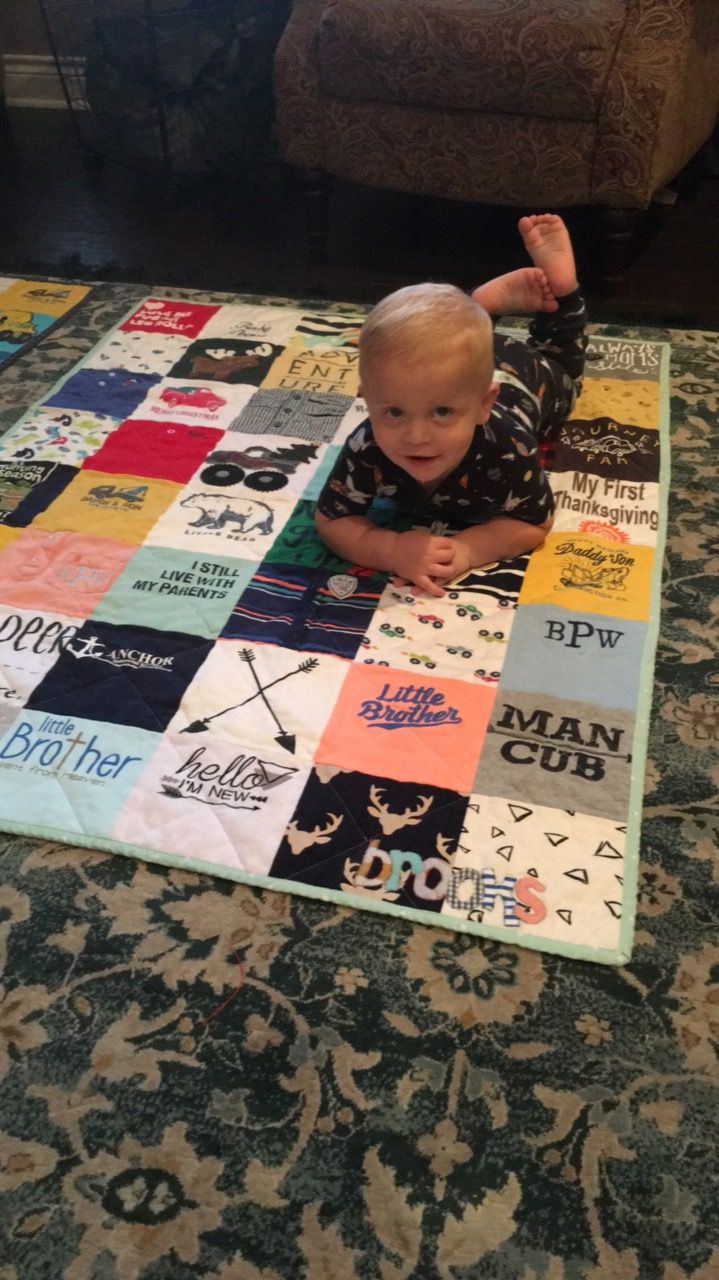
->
<box><xmin>315</xmin><ymin>214</ymin><xmax>587</xmax><ymax>597</ymax></box>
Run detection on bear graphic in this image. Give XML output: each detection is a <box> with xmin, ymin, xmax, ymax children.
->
<box><xmin>180</xmin><ymin>492</ymin><xmax>274</xmax><ymax>534</ymax></box>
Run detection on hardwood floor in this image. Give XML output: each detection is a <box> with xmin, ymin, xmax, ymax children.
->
<box><xmin>1</xmin><ymin>107</ymin><xmax>718</xmax><ymax>329</ymax></box>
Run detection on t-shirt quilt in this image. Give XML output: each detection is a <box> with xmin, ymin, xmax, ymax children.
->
<box><xmin>0</xmin><ymin>278</ymin><xmax>92</xmax><ymax>371</ymax></box>
<box><xmin>0</xmin><ymin>298</ymin><xmax>669</xmax><ymax>964</ymax></box>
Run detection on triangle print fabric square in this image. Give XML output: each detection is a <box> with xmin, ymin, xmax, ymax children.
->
<box><xmin>0</xmin><ymin>299</ymin><xmax>671</xmax><ymax>966</ymax></box>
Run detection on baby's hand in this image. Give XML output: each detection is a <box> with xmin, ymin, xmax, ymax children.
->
<box><xmin>431</xmin><ymin>538</ymin><xmax>472</xmax><ymax>586</ymax></box>
<box><xmin>391</xmin><ymin>531</ymin><xmax>456</xmax><ymax>598</ymax></box>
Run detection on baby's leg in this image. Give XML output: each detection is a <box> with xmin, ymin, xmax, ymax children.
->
<box><xmin>519</xmin><ymin>214</ymin><xmax>587</xmax><ymax>390</ymax></box>
<box><xmin>494</xmin><ymin>288</ymin><xmax>587</xmax><ymax>443</ymax></box>
<box><xmin>527</xmin><ymin>289</ymin><xmax>588</xmax><ymax>391</ymax></box>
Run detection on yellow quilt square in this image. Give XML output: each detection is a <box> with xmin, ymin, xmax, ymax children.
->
<box><xmin>0</xmin><ymin>281</ymin><xmax>90</xmax><ymax>318</ymax></box>
<box><xmin>520</xmin><ymin>532</ymin><xmax>655</xmax><ymax>622</ymax></box>
<box><xmin>0</xmin><ymin>526</ymin><xmax>22</xmax><ymax>555</ymax></box>
<box><xmin>261</xmin><ymin>335</ymin><xmax>359</xmax><ymax>397</ymax></box>
<box><xmin>571</xmin><ymin>378</ymin><xmax>659</xmax><ymax>430</ymax></box>
<box><xmin>32</xmin><ymin>471</ymin><xmax>181</xmax><ymax>546</ymax></box>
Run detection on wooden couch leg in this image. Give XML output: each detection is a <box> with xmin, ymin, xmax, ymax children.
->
<box><xmin>599</xmin><ymin>207</ymin><xmax>643</xmax><ymax>295</ymax></box>
<box><xmin>298</xmin><ymin>168</ymin><xmax>332</xmax><ymax>266</ymax></box>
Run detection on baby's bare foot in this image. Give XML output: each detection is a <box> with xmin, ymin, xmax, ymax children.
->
<box><xmin>472</xmin><ymin>267</ymin><xmax>558</xmax><ymax>316</ymax></box>
<box><xmin>519</xmin><ymin>214</ymin><xmax>578</xmax><ymax>298</ymax></box>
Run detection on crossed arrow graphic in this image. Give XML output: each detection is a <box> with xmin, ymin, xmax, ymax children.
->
<box><xmin>182</xmin><ymin>648</ymin><xmax>319</xmax><ymax>752</ymax></box>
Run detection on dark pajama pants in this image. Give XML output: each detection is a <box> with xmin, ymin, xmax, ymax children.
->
<box><xmin>493</xmin><ymin>287</ymin><xmax>588</xmax><ymax>443</ymax></box>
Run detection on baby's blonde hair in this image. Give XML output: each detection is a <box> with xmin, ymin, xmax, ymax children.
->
<box><xmin>359</xmin><ymin>283</ymin><xmax>494</xmax><ymax>390</ymax></box>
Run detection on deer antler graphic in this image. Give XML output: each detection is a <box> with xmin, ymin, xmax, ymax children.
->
<box><xmin>435</xmin><ymin>833</ymin><xmax>456</xmax><ymax>862</ymax></box>
<box><xmin>367</xmin><ymin>785</ymin><xmax>433</xmax><ymax>835</ymax></box>
<box><xmin>285</xmin><ymin>812</ymin><xmax>344</xmax><ymax>856</ymax></box>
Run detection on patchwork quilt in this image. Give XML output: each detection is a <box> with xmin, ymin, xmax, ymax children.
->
<box><xmin>0</xmin><ymin>297</ymin><xmax>668</xmax><ymax>964</ymax></box>
<box><xmin>0</xmin><ymin>278</ymin><xmax>91</xmax><ymax>371</ymax></box>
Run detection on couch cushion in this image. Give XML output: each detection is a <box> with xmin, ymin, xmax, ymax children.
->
<box><xmin>317</xmin><ymin>0</ymin><xmax>628</xmax><ymax>121</ymax></box>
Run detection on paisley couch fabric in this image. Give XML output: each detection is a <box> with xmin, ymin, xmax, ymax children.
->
<box><xmin>274</xmin><ymin>0</ymin><xmax>719</xmax><ymax>208</ymax></box>
<box><xmin>1</xmin><ymin>282</ymin><xmax>717</xmax><ymax>1279</ymax></box>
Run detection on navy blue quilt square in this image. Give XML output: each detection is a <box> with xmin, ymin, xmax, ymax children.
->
<box><xmin>26</xmin><ymin>620</ymin><xmax>213</xmax><ymax>731</ymax></box>
<box><xmin>1</xmin><ymin>462</ymin><xmax>77</xmax><ymax>528</ymax></box>
<box><xmin>221</xmin><ymin>561</ymin><xmax>385</xmax><ymax>659</ymax></box>
<box><xmin>270</xmin><ymin>768</ymin><xmax>469</xmax><ymax>913</ymax></box>
<box><xmin>44</xmin><ymin>368</ymin><xmax>161</xmax><ymax>419</ymax></box>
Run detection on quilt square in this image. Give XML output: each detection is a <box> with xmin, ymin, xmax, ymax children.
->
<box><xmin>93</xmin><ymin>546</ymin><xmax>254</xmax><ymax>639</ymax></box>
<box><xmin>0</xmin><ymin>708</ymin><xmax>158</xmax><ymax>834</ymax></box>
<box><xmin>585</xmin><ymin>337</ymin><xmax>662</xmax><ymax>382</ymax></box>
<box><xmin>82</xmin><ymin>420</ymin><xmax>222</xmax><ymax>484</ymax></box>
<box><xmin>0</xmin><ymin>309</ymin><xmax>56</xmax><ymax>356</ymax></box>
<box><xmin>221</xmin><ymin>561</ymin><xmax>385</xmax><ymax>659</ymax></box>
<box><xmin>85</xmin><ymin>330</ymin><xmax>190</xmax><ymax>376</ymax></box>
<box><xmin>168</xmin><ymin>639</ymin><xmax>350</xmax><ymax>768</ymax></box>
<box><xmin>473</xmin><ymin>689</ymin><xmax>634</xmax><ymax>822</ymax></box>
<box><xmin>0</xmin><ymin>280</ymin><xmax>89</xmax><ymax>317</ymax></box>
<box><xmin>550</xmin><ymin>470</ymin><xmax>659</xmax><ymax>546</ymax></box>
<box><xmin>0</xmin><ymin>529</ymin><xmax>134</xmax><ymax>616</ymax></box>
<box><xmin>26</xmin><ymin>620</ymin><xmax>214</xmax><ymax>732</ymax></box>
<box><xmin>442</xmin><ymin>795</ymin><xmax>627</xmax><ymax>955</ymax></box>
<box><xmin>500</xmin><ymin>604</ymin><xmax>646</xmax><ymax>710</ymax></box>
<box><xmin>262</xmin><ymin>499</ymin><xmax>348</xmax><ymax>570</ymax></box>
<box><xmin>129</xmin><ymin>379</ymin><xmax>255</xmax><ymax>431</ymax></box>
<box><xmin>270</xmin><ymin>766</ymin><xmax>469</xmax><ymax>914</ymax></box>
<box><xmin>199</xmin><ymin>303</ymin><xmax>305</xmax><ymax>345</ymax></box>
<box><xmin>0</xmin><ymin>407</ymin><xmax>120</xmax><ymax>465</ymax></box>
<box><xmin>0</xmin><ymin>604</ymin><xmax>83</xmax><ymax>732</ymax></box>
<box><xmin>0</xmin><ymin>461</ymin><xmax>77</xmax><ymax>527</ymax></box>
<box><xmin>194</xmin><ymin>432</ymin><xmax>325</xmax><ymax>500</ymax></box>
<box><xmin>361</xmin><ymin>573</ymin><xmax>516</xmax><ymax>684</ymax></box>
<box><xmin>553</xmin><ymin>419</ymin><xmax>660</xmax><ymax>483</ymax></box>
<box><xmin>43</xmin><ymin>368</ymin><xmax>162</xmax><ymax>419</ymax></box>
<box><xmin>33</xmin><ymin>471</ymin><xmax>181</xmax><ymax>545</ymax></box>
<box><xmin>144</xmin><ymin>474</ymin><xmax>296</xmax><ymax>559</ymax></box>
<box><xmin>572</xmin><ymin>378</ymin><xmax>659</xmax><ymax>428</ymax></box>
<box><xmin>168</xmin><ymin>338</ymin><xmax>284</xmax><ymax>386</ymax></box>
<box><xmin>228</xmin><ymin>388</ymin><xmax>353</xmax><ymax>442</ymax></box>
<box><xmin>112</xmin><ymin>731</ymin><xmax>310</xmax><ymax>876</ymax></box>
<box><xmin>519</xmin><ymin>532</ymin><xmax>654</xmax><ymax>622</ymax></box>
<box><xmin>120</xmin><ymin>299</ymin><xmax>220</xmax><ymax>338</ymax></box>
<box><xmin>316</xmin><ymin>664</ymin><xmax>495</xmax><ymax>792</ymax></box>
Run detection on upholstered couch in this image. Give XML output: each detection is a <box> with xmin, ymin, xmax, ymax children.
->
<box><xmin>274</xmin><ymin>0</ymin><xmax>719</xmax><ymax>283</ymax></box>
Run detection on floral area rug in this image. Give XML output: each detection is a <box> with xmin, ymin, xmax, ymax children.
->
<box><xmin>0</xmin><ymin>283</ymin><xmax>717</xmax><ymax>1280</ymax></box>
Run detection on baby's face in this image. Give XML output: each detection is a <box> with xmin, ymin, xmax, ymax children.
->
<box><xmin>360</xmin><ymin>347</ymin><xmax>497</xmax><ymax>488</ymax></box>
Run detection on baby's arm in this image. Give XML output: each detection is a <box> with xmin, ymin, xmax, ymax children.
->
<box><xmin>315</xmin><ymin>511</ymin><xmax>455</xmax><ymax>598</ymax></box>
<box><xmin>443</xmin><ymin>514</ymin><xmax>553</xmax><ymax>580</ymax></box>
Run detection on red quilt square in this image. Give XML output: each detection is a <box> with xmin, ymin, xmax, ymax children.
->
<box><xmin>82</xmin><ymin>420</ymin><xmax>222</xmax><ymax>483</ymax></box>
<box><xmin>120</xmin><ymin>300</ymin><xmax>219</xmax><ymax>339</ymax></box>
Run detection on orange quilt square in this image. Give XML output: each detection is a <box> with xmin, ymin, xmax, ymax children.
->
<box><xmin>315</xmin><ymin>664</ymin><xmax>495</xmax><ymax>792</ymax></box>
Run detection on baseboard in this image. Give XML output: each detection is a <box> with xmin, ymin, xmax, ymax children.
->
<box><xmin>3</xmin><ymin>53</ymin><xmax>86</xmax><ymax>110</ymax></box>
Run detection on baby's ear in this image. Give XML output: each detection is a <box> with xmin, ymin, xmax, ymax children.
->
<box><xmin>479</xmin><ymin>381</ymin><xmax>499</xmax><ymax>423</ymax></box>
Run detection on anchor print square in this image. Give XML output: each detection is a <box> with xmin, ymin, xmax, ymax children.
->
<box><xmin>167</xmin><ymin>639</ymin><xmax>351</xmax><ymax>766</ymax></box>
<box><xmin>315</xmin><ymin>663</ymin><xmax>495</xmax><ymax>791</ymax></box>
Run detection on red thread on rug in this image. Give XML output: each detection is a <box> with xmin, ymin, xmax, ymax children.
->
<box><xmin>198</xmin><ymin>950</ymin><xmax>246</xmax><ymax>1026</ymax></box>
